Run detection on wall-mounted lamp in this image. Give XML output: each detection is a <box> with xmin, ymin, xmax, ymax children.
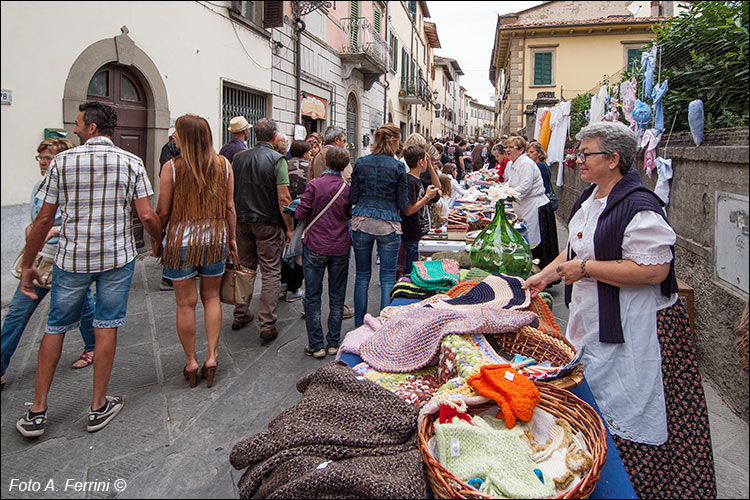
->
<box><xmin>432</xmin><ymin>89</ymin><xmax>439</xmax><ymax>101</ymax></box>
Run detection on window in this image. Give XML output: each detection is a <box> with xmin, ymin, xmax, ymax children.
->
<box><xmin>532</xmin><ymin>49</ymin><xmax>554</xmax><ymax>86</ymax></box>
<box><xmin>222</xmin><ymin>82</ymin><xmax>267</xmax><ymax>148</ymax></box>
<box><xmin>408</xmin><ymin>1</ymin><xmax>417</xmax><ymax>20</ymax></box>
<box><xmin>230</xmin><ymin>1</ymin><xmax>282</xmax><ymax>29</ymax></box>
<box><xmin>624</xmin><ymin>45</ymin><xmax>647</xmax><ymax>69</ymax></box>
<box><xmin>120</xmin><ymin>75</ymin><xmax>141</xmax><ymax>102</ymax></box>
<box><xmin>87</xmin><ymin>70</ymin><xmax>109</xmax><ymax>97</ymax></box>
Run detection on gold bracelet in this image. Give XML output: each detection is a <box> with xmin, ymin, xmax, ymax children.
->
<box><xmin>580</xmin><ymin>258</ymin><xmax>590</xmax><ymax>278</ymax></box>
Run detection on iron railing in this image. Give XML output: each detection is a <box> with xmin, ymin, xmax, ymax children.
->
<box><xmin>400</xmin><ymin>75</ymin><xmax>432</xmax><ymax>104</ymax></box>
<box><xmin>340</xmin><ymin>17</ymin><xmax>390</xmax><ymax>72</ymax></box>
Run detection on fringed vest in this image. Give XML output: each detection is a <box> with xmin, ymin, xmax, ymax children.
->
<box><xmin>163</xmin><ymin>156</ymin><xmax>228</xmax><ymax>269</ymax></box>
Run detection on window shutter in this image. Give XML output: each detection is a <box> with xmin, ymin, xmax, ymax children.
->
<box><xmin>534</xmin><ymin>52</ymin><xmax>552</xmax><ymax>85</ymax></box>
<box><xmin>374</xmin><ymin>9</ymin><xmax>381</xmax><ymax>34</ymax></box>
<box><xmin>350</xmin><ymin>0</ymin><xmax>359</xmax><ymax>18</ymax></box>
<box><xmin>402</xmin><ymin>48</ymin><xmax>407</xmax><ymax>88</ymax></box>
<box><xmin>392</xmin><ymin>36</ymin><xmax>398</xmax><ymax>71</ymax></box>
<box><xmin>408</xmin><ymin>0</ymin><xmax>417</xmax><ymax>19</ymax></box>
<box><xmin>263</xmin><ymin>1</ymin><xmax>283</xmax><ymax>28</ymax></box>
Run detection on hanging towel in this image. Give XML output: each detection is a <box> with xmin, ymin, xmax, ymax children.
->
<box><xmin>621</xmin><ymin>77</ymin><xmax>637</xmax><ymax>126</ymax></box>
<box><xmin>651</xmin><ymin>79</ymin><xmax>669</xmax><ymax>133</ymax></box>
<box><xmin>538</xmin><ymin>110</ymin><xmax>552</xmax><ymax>151</ymax></box>
<box><xmin>640</xmin><ymin>129</ymin><xmax>662</xmax><ymax>176</ymax></box>
<box><xmin>654</xmin><ymin>157</ymin><xmax>673</xmax><ymax>205</ymax></box>
<box><xmin>590</xmin><ymin>85</ymin><xmax>608</xmax><ymax>123</ymax></box>
<box><xmin>688</xmin><ymin>99</ymin><xmax>705</xmax><ymax>146</ymax></box>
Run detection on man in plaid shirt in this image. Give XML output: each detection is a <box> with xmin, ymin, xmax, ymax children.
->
<box><xmin>16</xmin><ymin>101</ymin><xmax>163</xmax><ymax>438</ymax></box>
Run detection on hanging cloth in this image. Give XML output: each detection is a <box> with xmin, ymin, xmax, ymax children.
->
<box><xmin>641</xmin><ymin>45</ymin><xmax>657</xmax><ymax>99</ymax></box>
<box><xmin>534</xmin><ymin>107</ymin><xmax>549</xmax><ymax>141</ymax></box>
<box><xmin>590</xmin><ymin>85</ymin><xmax>608</xmax><ymax>123</ymax></box>
<box><xmin>547</xmin><ymin>100</ymin><xmax>571</xmax><ymax>165</ymax></box>
<box><xmin>688</xmin><ymin>99</ymin><xmax>705</xmax><ymax>146</ymax></box>
<box><xmin>640</xmin><ymin>128</ymin><xmax>662</xmax><ymax>177</ymax></box>
<box><xmin>620</xmin><ymin>78</ymin><xmax>637</xmax><ymax>126</ymax></box>
<box><xmin>632</xmin><ymin>99</ymin><xmax>653</xmax><ymax>144</ymax></box>
<box><xmin>538</xmin><ymin>109</ymin><xmax>552</xmax><ymax>151</ymax></box>
<box><xmin>651</xmin><ymin>79</ymin><xmax>669</xmax><ymax>133</ymax></box>
<box><xmin>654</xmin><ymin>157</ymin><xmax>673</xmax><ymax>205</ymax></box>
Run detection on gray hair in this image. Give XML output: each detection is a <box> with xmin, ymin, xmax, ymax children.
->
<box><xmin>575</xmin><ymin>121</ymin><xmax>637</xmax><ymax>175</ymax></box>
<box><xmin>324</xmin><ymin>125</ymin><xmax>345</xmax><ymax>145</ymax></box>
<box><xmin>491</xmin><ymin>143</ymin><xmax>504</xmax><ymax>155</ymax></box>
<box><xmin>404</xmin><ymin>133</ymin><xmax>427</xmax><ymax>150</ymax></box>
<box><xmin>254</xmin><ymin>118</ymin><xmax>277</xmax><ymax>142</ymax></box>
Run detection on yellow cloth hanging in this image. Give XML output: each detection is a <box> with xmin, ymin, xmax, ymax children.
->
<box><xmin>539</xmin><ymin>110</ymin><xmax>552</xmax><ymax>151</ymax></box>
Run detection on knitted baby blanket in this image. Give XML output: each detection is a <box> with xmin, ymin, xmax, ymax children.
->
<box><xmin>410</xmin><ymin>259</ymin><xmax>460</xmax><ymax>291</ymax></box>
<box><xmin>434</xmin><ymin>415</ymin><xmax>555</xmax><ymax>498</ymax></box>
<box><xmin>229</xmin><ymin>362</ymin><xmax>428</xmax><ymax>499</ymax></box>
<box><xmin>360</xmin><ymin>306</ymin><xmax>538</xmax><ymax>372</ymax></box>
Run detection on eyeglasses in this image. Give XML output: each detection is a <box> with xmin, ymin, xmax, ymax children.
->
<box><xmin>576</xmin><ymin>152</ymin><xmax>610</xmax><ymax>163</ymax></box>
<box><xmin>35</xmin><ymin>155</ymin><xmax>54</xmax><ymax>162</ymax></box>
<box><xmin>507</xmin><ymin>145</ymin><xmax>522</xmax><ymax>150</ymax></box>
<box><xmin>307</xmin><ymin>139</ymin><xmax>318</xmax><ymax>145</ymax></box>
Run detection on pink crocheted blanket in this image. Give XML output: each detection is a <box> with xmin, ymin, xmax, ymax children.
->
<box><xmin>360</xmin><ymin>306</ymin><xmax>538</xmax><ymax>372</ymax></box>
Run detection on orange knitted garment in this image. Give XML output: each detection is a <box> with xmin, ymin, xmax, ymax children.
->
<box><xmin>467</xmin><ymin>364</ymin><xmax>541</xmax><ymax>428</ymax></box>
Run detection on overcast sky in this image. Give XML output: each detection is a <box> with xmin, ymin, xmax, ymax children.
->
<box><xmin>428</xmin><ymin>1</ymin><xmax>544</xmax><ymax>106</ymax></box>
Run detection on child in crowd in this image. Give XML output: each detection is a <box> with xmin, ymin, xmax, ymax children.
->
<box><xmin>295</xmin><ymin>146</ymin><xmax>352</xmax><ymax>359</ymax></box>
<box><xmin>434</xmin><ymin>174</ymin><xmax>453</xmax><ymax>228</ymax></box>
<box><xmin>441</xmin><ymin>163</ymin><xmax>467</xmax><ymax>207</ymax></box>
<box><xmin>401</xmin><ymin>145</ymin><xmax>441</xmax><ymax>275</ymax></box>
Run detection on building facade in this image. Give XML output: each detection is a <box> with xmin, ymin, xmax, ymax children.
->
<box><xmin>432</xmin><ymin>56</ymin><xmax>463</xmax><ymax>140</ymax></box>
<box><xmin>488</xmin><ymin>1</ymin><xmax>686</xmax><ymax>135</ymax></box>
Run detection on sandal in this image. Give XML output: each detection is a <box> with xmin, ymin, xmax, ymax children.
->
<box><xmin>72</xmin><ymin>350</ymin><xmax>94</xmax><ymax>369</ymax></box>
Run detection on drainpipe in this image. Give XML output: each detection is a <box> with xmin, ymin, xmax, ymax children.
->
<box><xmin>384</xmin><ymin>1</ymin><xmax>390</xmax><ymax>123</ymax></box>
<box><xmin>520</xmin><ymin>28</ymin><xmax>527</xmax><ymax>133</ymax></box>
<box><xmin>294</xmin><ymin>17</ymin><xmax>306</xmax><ymax>125</ymax></box>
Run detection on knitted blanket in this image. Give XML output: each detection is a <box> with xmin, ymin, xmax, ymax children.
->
<box><xmin>430</xmin><ymin>274</ymin><xmax>531</xmax><ymax>312</ymax></box>
<box><xmin>390</xmin><ymin>280</ymin><xmax>441</xmax><ymax>300</ymax></box>
<box><xmin>360</xmin><ymin>306</ymin><xmax>538</xmax><ymax>372</ymax></box>
<box><xmin>229</xmin><ymin>362</ymin><xmax>428</xmax><ymax>499</ymax></box>
<box><xmin>335</xmin><ymin>314</ymin><xmax>382</xmax><ymax>359</ymax></box>
<box><xmin>410</xmin><ymin>259</ymin><xmax>460</xmax><ymax>291</ymax></box>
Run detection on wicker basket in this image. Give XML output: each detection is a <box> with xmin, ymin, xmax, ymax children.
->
<box><xmin>490</xmin><ymin>326</ymin><xmax>584</xmax><ymax>390</ymax></box>
<box><xmin>419</xmin><ymin>382</ymin><xmax>607</xmax><ymax>499</ymax></box>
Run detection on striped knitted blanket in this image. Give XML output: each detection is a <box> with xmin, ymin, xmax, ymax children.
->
<box><xmin>410</xmin><ymin>259</ymin><xmax>460</xmax><ymax>291</ymax></box>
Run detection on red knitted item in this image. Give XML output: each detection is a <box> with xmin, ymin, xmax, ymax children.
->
<box><xmin>438</xmin><ymin>404</ymin><xmax>473</xmax><ymax>424</ymax></box>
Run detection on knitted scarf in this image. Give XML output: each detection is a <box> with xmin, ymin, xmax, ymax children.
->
<box><xmin>411</xmin><ymin>259</ymin><xmax>460</xmax><ymax>291</ymax></box>
<box><xmin>163</xmin><ymin>156</ymin><xmax>227</xmax><ymax>269</ymax></box>
<box><xmin>229</xmin><ymin>362</ymin><xmax>428</xmax><ymax>499</ymax></box>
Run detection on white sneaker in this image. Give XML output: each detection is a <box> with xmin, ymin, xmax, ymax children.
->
<box><xmin>286</xmin><ymin>289</ymin><xmax>304</xmax><ymax>302</ymax></box>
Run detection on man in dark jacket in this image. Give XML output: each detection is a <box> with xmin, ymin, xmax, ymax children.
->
<box><xmin>231</xmin><ymin>118</ymin><xmax>293</xmax><ymax>341</ymax></box>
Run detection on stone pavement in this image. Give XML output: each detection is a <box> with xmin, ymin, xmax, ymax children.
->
<box><xmin>1</xmin><ymin>251</ymin><xmax>748</xmax><ymax>498</ymax></box>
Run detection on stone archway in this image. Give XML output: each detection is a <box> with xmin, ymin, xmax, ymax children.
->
<box><xmin>62</xmin><ymin>26</ymin><xmax>170</xmax><ymax>193</ymax></box>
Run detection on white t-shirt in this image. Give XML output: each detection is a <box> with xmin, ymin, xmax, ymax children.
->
<box><xmin>505</xmin><ymin>154</ymin><xmax>549</xmax><ymax>247</ymax></box>
<box><xmin>566</xmin><ymin>188</ymin><xmax>677</xmax><ymax>445</ymax></box>
<box><xmin>449</xmin><ymin>178</ymin><xmax>467</xmax><ymax>207</ymax></box>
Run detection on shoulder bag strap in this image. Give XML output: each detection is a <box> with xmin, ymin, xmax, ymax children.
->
<box><xmin>302</xmin><ymin>181</ymin><xmax>347</xmax><ymax>239</ymax></box>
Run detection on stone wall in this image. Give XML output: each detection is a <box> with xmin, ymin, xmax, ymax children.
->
<box><xmin>553</xmin><ymin>127</ymin><xmax>750</xmax><ymax>421</ymax></box>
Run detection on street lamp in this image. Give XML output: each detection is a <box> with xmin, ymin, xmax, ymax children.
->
<box><xmin>432</xmin><ymin>89</ymin><xmax>439</xmax><ymax>101</ymax></box>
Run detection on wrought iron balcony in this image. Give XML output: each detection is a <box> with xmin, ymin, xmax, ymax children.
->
<box><xmin>340</xmin><ymin>17</ymin><xmax>390</xmax><ymax>83</ymax></box>
<box><xmin>399</xmin><ymin>75</ymin><xmax>432</xmax><ymax>105</ymax></box>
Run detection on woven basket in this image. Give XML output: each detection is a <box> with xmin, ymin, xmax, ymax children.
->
<box><xmin>490</xmin><ymin>326</ymin><xmax>584</xmax><ymax>390</ymax></box>
<box><xmin>419</xmin><ymin>382</ymin><xmax>607</xmax><ymax>499</ymax></box>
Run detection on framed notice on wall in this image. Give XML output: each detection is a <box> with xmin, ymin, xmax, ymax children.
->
<box><xmin>715</xmin><ymin>191</ymin><xmax>749</xmax><ymax>295</ymax></box>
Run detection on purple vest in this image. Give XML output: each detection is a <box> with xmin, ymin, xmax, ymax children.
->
<box><xmin>564</xmin><ymin>169</ymin><xmax>678</xmax><ymax>343</ymax></box>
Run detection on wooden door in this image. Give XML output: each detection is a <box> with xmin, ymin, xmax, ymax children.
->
<box><xmin>87</xmin><ymin>64</ymin><xmax>149</xmax><ymax>248</ymax></box>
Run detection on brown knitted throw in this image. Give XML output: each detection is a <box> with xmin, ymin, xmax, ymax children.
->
<box><xmin>229</xmin><ymin>362</ymin><xmax>428</xmax><ymax>499</ymax></box>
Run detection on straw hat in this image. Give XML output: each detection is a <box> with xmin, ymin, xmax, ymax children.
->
<box><xmin>228</xmin><ymin>116</ymin><xmax>251</xmax><ymax>133</ymax></box>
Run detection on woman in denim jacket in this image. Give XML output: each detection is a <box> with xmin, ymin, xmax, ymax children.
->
<box><xmin>349</xmin><ymin>124</ymin><xmax>409</xmax><ymax>326</ymax></box>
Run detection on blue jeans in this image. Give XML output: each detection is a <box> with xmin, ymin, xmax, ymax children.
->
<box><xmin>351</xmin><ymin>230</ymin><xmax>401</xmax><ymax>327</ymax></box>
<box><xmin>162</xmin><ymin>246</ymin><xmax>227</xmax><ymax>281</ymax></box>
<box><xmin>1</xmin><ymin>283</ymin><xmax>95</xmax><ymax>375</ymax></box>
<box><xmin>302</xmin><ymin>246</ymin><xmax>349</xmax><ymax>351</ymax></box>
<box><xmin>47</xmin><ymin>260</ymin><xmax>135</xmax><ymax>332</ymax></box>
<box><xmin>403</xmin><ymin>239</ymin><xmax>420</xmax><ymax>276</ymax></box>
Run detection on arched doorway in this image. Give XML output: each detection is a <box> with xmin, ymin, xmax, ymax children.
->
<box><xmin>346</xmin><ymin>93</ymin><xmax>359</xmax><ymax>162</ymax></box>
<box><xmin>86</xmin><ymin>63</ymin><xmax>149</xmax><ymax>247</ymax></box>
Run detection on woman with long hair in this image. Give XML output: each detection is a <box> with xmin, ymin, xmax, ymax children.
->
<box><xmin>156</xmin><ymin>114</ymin><xmax>237</xmax><ymax>388</ymax></box>
<box><xmin>349</xmin><ymin>123</ymin><xmax>408</xmax><ymax>327</ymax></box>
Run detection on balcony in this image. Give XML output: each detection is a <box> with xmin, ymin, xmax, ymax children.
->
<box><xmin>399</xmin><ymin>76</ymin><xmax>432</xmax><ymax>105</ymax></box>
<box><xmin>340</xmin><ymin>17</ymin><xmax>390</xmax><ymax>90</ymax></box>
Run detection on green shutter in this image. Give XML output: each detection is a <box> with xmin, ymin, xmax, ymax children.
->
<box><xmin>402</xmin><ymin>48</ymin><xmax>407</xmax><ymax>88</ymax></box>
<box><xmin>534</xmin><ymin>52</ymin><xmax>552</xmax><ymax>86</ymax></box>
<box><xmin>374</xmin><ymin>9</ymin><xmax>381</xmax><ymax>34</ymax></box>
<box><xmin>392</xmin><ymin>36</ymin><xmax>398</xmax><ymax>71</ymax></box>
<box><xmin>350</xmin><ymin>1</ymin><xmax>359</xmax><ymax>48</ymax></box>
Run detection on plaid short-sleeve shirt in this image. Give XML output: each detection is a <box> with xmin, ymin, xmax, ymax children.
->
<box><xmin>36</xmin><ymin>136</ymin><xmax>153</xmax><ymax>273</ymax></box>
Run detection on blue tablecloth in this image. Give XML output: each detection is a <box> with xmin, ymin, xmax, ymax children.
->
<box><xmin>341</xmin><ymin>297</ymin><xmax>636</xmax><ymax>499</ymax></box>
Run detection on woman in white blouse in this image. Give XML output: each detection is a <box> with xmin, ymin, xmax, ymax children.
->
<box><xmin>504</xmin><ymin>136</ymin><xmax>558</xmax><ymax>269</ymax></box>
<box><xmin>524</xmin><ymin>121</ymin><xmax>715</xmax><ymax>499</ymax></box>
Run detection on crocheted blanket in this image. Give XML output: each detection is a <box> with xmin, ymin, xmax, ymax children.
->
<box><xmin>229</xmin><ymin>362</ymin><xmax>428</xmax><ymax>499</ymax></box>
<box><xmin>410</xmin><ymin>259</ymin><xmax>460</xmax><ymax>291</ymax></box>
<box><xmin>360</xmin><ymin>306</ymin><xmax>538</xmax><ymax>372</ymax></box>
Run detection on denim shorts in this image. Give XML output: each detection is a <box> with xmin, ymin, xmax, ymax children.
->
<box><xmin>47</xmin><ymin>259</ymin><xmax>135</xmax><ymax>333</ymax></box>
<box><xmin>162</xmin><ymin>246</ymin><xmax>226</xmax><ymax>281</ymax></box>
